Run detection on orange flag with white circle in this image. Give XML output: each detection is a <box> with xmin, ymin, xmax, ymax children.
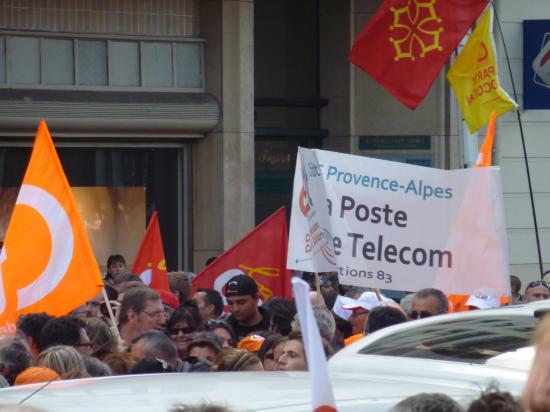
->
<box><xmin>0</xmin><ymin>121</ymin><xmax>103</xmax><ymax>334</ymax></box>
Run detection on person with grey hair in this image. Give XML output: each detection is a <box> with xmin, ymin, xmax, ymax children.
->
<box><xmin>130</xmin><ymin>330</ymin><xmax>178</xmax><ymax>369</ymax></box>
<box><xmin>0</xmin><ymin>336</ymin><xmax>32</xmax><ymax>385</ymax></box>
<box><xmin>119</xmin><ymin>286</ymin><xmax>166</xmax><ymax>344</ymax></box>
<box><xmin>82</xmin><ymin>355</ymin><xmax>112</xmax><ymax>377</ymax></box>
<box><xmin>390</xmin><ymin>393</ymin><xmax>463</xmax><ymax>412</ymax></box>
<box><xmin>291</xmin><ymin>307</ymin><xmax>336</xmax><ymax>354</ymax></box>
<box><xmin>399</xmin><ymin>293</ymin><xmax>415</xmax><ymax>318</ymax></box>
<box><xmin>411</xmin><ymin>288</ymin><xmax>449</xmax><ymax>320</ymax></box>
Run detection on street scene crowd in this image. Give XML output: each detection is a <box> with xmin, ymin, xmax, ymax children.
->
<box><xmin>1</xmin><ymin>254</ymin><xmax>550</xmax><ymax>411</ymax></box>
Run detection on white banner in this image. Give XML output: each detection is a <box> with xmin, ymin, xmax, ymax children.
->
<box><xmin>287</xmin><ymin>148</ymin><xmax>510</xmax><ymax>296</ymax></box>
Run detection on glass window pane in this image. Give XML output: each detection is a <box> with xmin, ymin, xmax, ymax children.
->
<box><xmin>0</xmin><ymin>37</ymin><xmax>6</xmax><ymax>83</ymax></box>
<box><xmin>42</xmin><ymin>39</ymin><xmax>74</xmax><ymax>85</ymax></box>
<box><xmin>78</xmin><ymin>40</ymin><xmax>107</xmax><ymax>86</ymax></box>
<box><xmin>110</xmin><ymin>41</ymin><xmax>140</xmax><ymax>86</ymax></box>
<box><xmin>7</xmin><ymin>37</ymin><xmax>40</xmax><ymax>84</ymax></box>
<box><xmin>176</xmin><ymin>43</ymin><xmax>202</xmax><ymax>88</ymax></box>
<box><xmin>142</xmin><ymin>42</ymin><xmax>173</xmax><ymax>87</ymax></box>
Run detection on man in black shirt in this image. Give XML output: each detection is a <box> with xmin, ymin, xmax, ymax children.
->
<box><xmin>224</xmin><ymin>274</ymin><xmax>270</xmax><ymax>341</ymax></box>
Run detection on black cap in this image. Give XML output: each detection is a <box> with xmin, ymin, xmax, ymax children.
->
<box><xmin>224</xmin><ymin>274</ymin><xmax>258</xmax><ymax>297</ymax></box>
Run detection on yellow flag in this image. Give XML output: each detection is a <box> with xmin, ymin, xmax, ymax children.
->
<box><xmin>447</xmin><ymin>7</ymin><xmax>517</xmax><ymax>133</ymax></box>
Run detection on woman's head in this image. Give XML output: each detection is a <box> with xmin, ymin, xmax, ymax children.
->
<box><xmin>36</xmin><ymin>345</ymin><xmax>89</xmax><ymax>379</ymax></box>
<box><xmin>206</xmin><ymin>321</ymin><xmax>237</xmax><ymax>349</ymax></box>
<box><xmin>106</xmin><ymin>255</ymin><xmax>126</xmax><ymax>281</ymax></box>
<box><xmin>258</xmin><ymin>334</ymin><xmax>286</xmax><ymax>371</ymax></box>
<box><xmin>86</xmin><ymin>317</ymin><xmax>117</xmax><ymax>358</ymax></box>
<box><xmin>167</xmin><ymin>306</ymin><xmax>204</xmax><ymax>358</ymax></box>
<box><xmin>215</xmin><ymin>349</ymin><xmax>264</xmax><ymax>372</ymax></box>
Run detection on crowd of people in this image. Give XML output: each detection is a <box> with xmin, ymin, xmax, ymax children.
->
<box><xmin>0</xmin><ymin>253</ymin><xmax>549</xmax><ymax>411</ymax></box>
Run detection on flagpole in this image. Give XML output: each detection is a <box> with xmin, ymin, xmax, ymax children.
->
<box><xmin>100</xmin><ymin>287</ymin><xmax>122</xmax><ymax>345</ymax></box>
<box><xmin>494</xmin><ymin>11</ymin><xmax>545</xmax><ymax>277</ymax></box>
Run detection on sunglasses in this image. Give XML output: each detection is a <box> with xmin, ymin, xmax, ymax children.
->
<box><xmin>527</xmin><ymin>280</ymin><xmax>550</xmax><ymax>290</ymax></box>
<box><xmin>169</xmin><ymin>327</ymin><xmax>194</xmax><ymax>335</ymax></box>
<box><xmin>410</xmin><ymin>310</ymin><xmax>440</xmax><ymax>320</ymax></box>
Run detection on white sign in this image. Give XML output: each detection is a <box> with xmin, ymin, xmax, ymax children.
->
<box><xmin>287</xmin><ymin>148</ymin><xmax>511</xmax><ymax>296</ymax></box>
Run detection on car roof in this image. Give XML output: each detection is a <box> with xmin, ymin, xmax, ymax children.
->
<box><xmin>0</xmin><ymin>371</ymin><xmax>484</xmax><ymax>412</ymax></box>
<box><xmin>332</xmin><ymin>300</ymin><xmax>550</xmax><ymax>361</ymax></box>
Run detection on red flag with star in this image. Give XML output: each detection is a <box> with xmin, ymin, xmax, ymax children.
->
<box><xmin>350</xmin><ymin>0</ymin><xmax>489</xmax><ymax>109</ymax></box>
<box><xmin>131</xmin><ymin>210</ymin><xmax>169</xmax><ymax>291</ymax></box>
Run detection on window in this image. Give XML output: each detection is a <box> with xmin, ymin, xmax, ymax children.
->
<box><xmin>358</xmin><ymin>315</ymin><xmax>537</xmax><ymax>363</ymax></box>
<box><xmin>0</xmin><ymin>33</ymin><xmax>203</xmax><ymax>90</ymax></box>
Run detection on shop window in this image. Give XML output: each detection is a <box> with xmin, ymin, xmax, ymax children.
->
<box><xmin>0</xmin><ymin>146</ymin><xmax>188</xmax><ymax>272</ymax></box>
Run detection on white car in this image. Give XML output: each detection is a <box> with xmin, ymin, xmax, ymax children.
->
<box><xmin>329</xmin><ymin>300</ymin><xmax>548</xmax><ymax>393</ymax></box>
<box><xmin>0</xmin><ymin>371</ymin><xmax>485</xmax><ymax>412</ymax></box>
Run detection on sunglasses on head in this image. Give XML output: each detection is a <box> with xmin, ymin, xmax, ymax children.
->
<box><xmin>527</xmin><ymin>280</ymin><xmax>550</xmax><ymax>290</ymax></box>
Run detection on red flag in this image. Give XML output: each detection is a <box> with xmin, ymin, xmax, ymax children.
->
<box><xmin>131</xmin><ymin>211</ymin><xmax>169</xmax><ymax>291</ymax></box>
<box><xmin>350</xmin><ymin>0</ymin><xmax>489</xmax><ymax>109</ymax></box>
<box><xmin>192</xmin><ymin>207</ymin><xmax>291</xmax><ymax>301</ymax></box>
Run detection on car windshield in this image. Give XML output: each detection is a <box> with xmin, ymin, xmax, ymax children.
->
<box><xmin>358</xmin><ymin>315</ymin><xmax>537</xmax><ymax>363</ymax></box>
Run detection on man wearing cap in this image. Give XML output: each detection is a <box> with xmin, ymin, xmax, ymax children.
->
<box><xmin>225</xmin><ymin>274</ymin><xmax>270</xmax><ymax>341</ymax></box>
<box><xmin>342</xmin><ymin>291</ymin><xmax>391</xmax><ymax>346</ymax></box>
<box><xmin>465</xmin><ymin>288</ymin><xmax>500</xmax><ymax>310</ymax></box>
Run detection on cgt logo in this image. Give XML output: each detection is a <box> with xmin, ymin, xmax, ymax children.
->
<box><xmin>533</xmin><ymin>33</ymin><xmax>550</xmax><ymax>88</ymax></box>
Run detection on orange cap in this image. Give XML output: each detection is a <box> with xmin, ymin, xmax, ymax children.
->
<box><xmin>237</xmin><ymin>334</ymin><xmax>265</xmax><ymax>353</ymax></box>
<box><xmin>15</xmin><ymin>367</ymin><xmax>60</xmax><ymax>386</ymax></box>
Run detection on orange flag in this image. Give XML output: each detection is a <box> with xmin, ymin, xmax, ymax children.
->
<box><xmin>131</xmin><ymin>211</ymin><xmax>169</xmax><ymax>291</ymax></box>
<box><xmin>475</xmin><ymin>111</ymin><xmax>497</xmax><ymax>168</ymax></box>
<box><xmin>0</xmin><ymin>121</ymin><xmax>103</xmax><ymax>333</ymax></box>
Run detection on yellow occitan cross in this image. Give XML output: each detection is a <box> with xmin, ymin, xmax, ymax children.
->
<box><xmin>389</xmin><ymin>0</ymin><xmax>443</xmax><ymax>61</ymax></box>
<box><xmin>238</xmin><ymin>264</ymin><xmax>280</xmax><ymax>302</ymax></box>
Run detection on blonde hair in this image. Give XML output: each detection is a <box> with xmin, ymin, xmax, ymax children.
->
<box><xmin>215</xmin><ymin>349</ymin><xmax>262</xmax><ymax>372</ymax></box>
<box><xmin>36</xmin><ymin>345</ymin><xmax>88</xmax><ymax>379</ymax></box>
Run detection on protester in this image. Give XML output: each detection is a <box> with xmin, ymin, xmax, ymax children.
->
<box><xmin>35</xmin><ymin>345</ymin><xmax>89</xmax><ymax>380</ymax></box>
<box><xmin>40</xmin><ymin>316</ymin><xmax>92</xmax><ymax>356</ymax></box>
<box><xmin>188</xmin><ymin>337</ymin><xmax>222</xmax><ymax>364</ymax></box>
<box><xmin>82</xmin><ymin>355</ymin><xmax>112</xmax><ymax>377</ymax></box>
<box><xmin>510</xmin><ymin>275</ymin><xmax>522</xmax><ymax>304</ymax></box>
<box><xmin>467</xmin><ymin>388</ymin><xmax>522</xmax><ymax>412</ymax></box>
<box><xmin>292</xmin><ymin>307</ymin><xmax>335</xmax><ymax>354</ymax></box>
<box><xmin>389</xmin><ymin>393</ymin><xmax>463</xmax><ymax>412</ymax></box>
<box><xmin>523</xmin><ymin>280</ymin><xmax>550</xmax><ymax>303</ymax></box>
<box><xmin>101</xmin><ymin>352</ymin><xmax>136</xmax><ymax>375</ymax></box>
<box><xmin>118</xmin><ymin>287</ymin><xmax>166</xmax><ymax>344</ymax></box>
<box><xmin>130</xmin><ymin>330</ymin><xmax>179</xmax><ymax>369</ymax></box>
<box><xmin>86</xmin><ymin>317</ymin><xmax>118</xmax><ymax>360</ymax></box>
<box><xmin>193</xmin><ymin>288</ymin><xmax>224</xmax><ymax>322</ymax></box>
<box><xmin>224</xmin><ymin>275</ymin><xmax>270</xmax><ymax>341</ymax></box>
<box><xmin>399</xmin><ymin>293</ymin><xmax>415</xmax><ymax>317</ymax></box>
<box><xmin>365</xmin><ymin>306</ymin><xmax>407</xmax><ymax>334</ymax></box>
<box><xmin>266</xmin><ymin>297</ymin><xmax>296</xmax><ymax>336</ymax></box>
<box><xmin>410</xmin><ymin>288</ymin><xmax>449</xmax><ymax>319</ymax></box>
<box><xmin>215</xmin><ymin>349</ymin><xmax>263</xmax><ymax>372</ymax></box>
<box><xmin>167</xmin><ymin>306</ymin><xmax>204</xmax><ymax>359</ymax></box>
<box><xmin>158</xmin><ymin>289</ymin><xmax>180</xmax><ymax>318</ymax></box>
<box><xmin>206</xmin><ymin>320</ymin><xmax>237</xmax><ymax>349</ymax></box>
<box><xmin>522</xmin><ymin>314</ymin><xmax>550</xmax><ymax>411</ymax></box>
<box><xmin>277</xmin><ymin>331</ymin><xmax>308</xmax><ymax>372</ymax></box>
<box><xmin>318</xmin><ymin>272</ymin><xmax>339</xmax><ymax>309</ymax></box>
<box><xmin>16</xmin><ymin>312</ymin><xmax>52</xmax><ymax>357</ymax></box>
<box><xmin>169</xmin><ymin>271</ymin><xmax>192</xmax><ymax>306</ymax></box>
<box><xmin>103</xmin><ymin>254</ymin><xmax>127</xmax><ymax>286</ymax></box>
<box><xmin>0</xmin><ymin>336</ymin><xmax>32</xmax><ymax>385</ymax></box>
<box><xmin>257</xmin><ymin>334</ymin><xmax>286</xmax><ymax>371</ymax></box>
<box><xmin>342</xmin><ymin>291</ymin><xmax>391</xmax><ymax>335</ymax></box>
<box><xmin>132</xmin><ymin>356</ymin><xmax>174</xmax><ymax>374</ymax></box>
<box><xmin>83</xmin><ymin>293</ymin><xmax>103</xmax><ymax>318</ymax></box>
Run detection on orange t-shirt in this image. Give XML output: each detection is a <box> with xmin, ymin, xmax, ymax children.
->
<box><xmin>344</xmin><ymin>333</ymin><xmax>364</xmax><ymax>346</ymax></box>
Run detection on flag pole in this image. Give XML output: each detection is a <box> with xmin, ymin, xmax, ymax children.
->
<box><xmin>494</xmin><ymin>11</ymin><xmax>544</xmax><ymax>277</ymax></box>
<box><xmin>100</xmin><ymin>287</ymin><xmax>122</xmax><ymax>344</ymax></box>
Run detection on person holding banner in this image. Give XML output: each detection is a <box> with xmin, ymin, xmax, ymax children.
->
<box><xmin>410</xmin><ymin>289</ymin><xmax>449</xmax><ymax>320</ymax></box>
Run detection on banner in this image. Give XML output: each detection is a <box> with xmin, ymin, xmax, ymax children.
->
<box><xmin>0</xmin><ymin>121</ymin><xmax>104</xmax><ymax>333</ymax></box>
<box><xmin>349</xmin><ymin>0</ymin><xmax>489</xmax><ymax>109</ymax></box>
<box><xmin>447</xmin><ymin>7</ymin><xmax>517</xmax><ymax>133</ymax></box>
<box><xmin>131</xmin><ymin>210</ymin><xmax>169</xmax><ymax>291</ymax></box>
<box><xmin>192</xmin><ymin>207</ymin><xmax>291</xmax><ymax>302</ymax></box>
<box><xmin>287</xmin><ymin>148</ymin><xmax>510</xmax><ymax>296</ymax></box>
